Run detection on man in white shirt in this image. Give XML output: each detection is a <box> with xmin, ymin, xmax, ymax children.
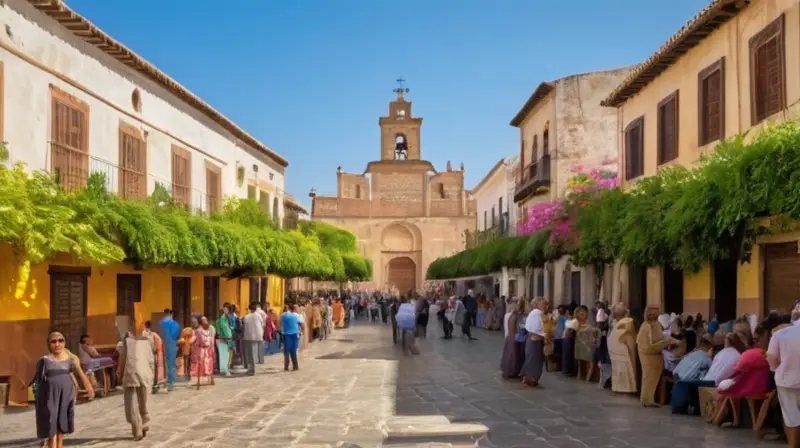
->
<box><xmin>767</xmin><ymin>309</ymin><xmax>800</xmax><ymax>445</ymax></box>
<box><xmin>255</xmin><ymin>304</ymin><xmax>267</xmax><ymax>364</ymax></box>
<box><xmin>520</xmin><ymin>298</ymin><xmax>548</xmax><ymax>387</ymax></box>
<box><xmin>242</xmin><ymin>302</ymin><xmax>265</xmax><ymax>376</ymax></box>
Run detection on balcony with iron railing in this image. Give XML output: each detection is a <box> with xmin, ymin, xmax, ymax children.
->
<box><xmin>465</xmin><ymin>212</ymin><xmax>510</xmax><ymax>249</ymax></box>
<box><xmin>45</xmin><ymin>142</ymin><xmax>219</xmax><ymax>215</ymax></box>
<box><xmin>513</xmin><ymin>153</ymin><xmax>551</xmax><ymax>203</ymax></box>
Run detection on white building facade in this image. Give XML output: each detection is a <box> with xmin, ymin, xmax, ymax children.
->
<box><xmin>466</xmin><ymin>155</ymin><xmax>524</xmax><ymax>298</ymax></box>
<box><xmin>1</xmin><ymin>0</ymin><xmax>287</xmax><ymax>220</ymax></box>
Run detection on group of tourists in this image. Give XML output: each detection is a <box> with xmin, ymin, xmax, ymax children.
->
<box><xmin>30</xmin><ymin>293</ymin><xmax>347</xmax><ymax>447</ymax></box>
<box><xmin>497</xmin><ymin>296</ymin><xmax>800</xmax><ymax>446</ymax></box>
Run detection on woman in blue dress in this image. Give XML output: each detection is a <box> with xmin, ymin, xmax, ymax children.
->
<box><xmin>33</xmin><ymin>330</ymin><xmax>94</xmax><ymax>448</ymax></box>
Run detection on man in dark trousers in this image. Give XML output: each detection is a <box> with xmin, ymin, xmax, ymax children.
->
<box><xmin>462</xmin><ymin>289</ymin><xmax>478</xmax><ymax>340</ymax></box>
<box><xmin>389</xmin><ymin>298</ymin><xmax>399</xmax><ymax>344</ymax></box>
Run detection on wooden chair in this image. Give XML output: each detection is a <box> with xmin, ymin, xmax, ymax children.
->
<box><xmin>711</xmin><ymin>396</ymin><xmax>740</xmax><ymax>426</ymax></box>
<box><xmin>745</xmin><ymin>391</ymin><xmax>776</xmax><ymax>436</ymax></box>
<box><xmin>658</xmin><ymin>375</ymin><xmax>675</xmax><ymax>405</ymax></box>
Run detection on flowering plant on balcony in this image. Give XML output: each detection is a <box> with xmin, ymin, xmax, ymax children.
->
<box><xmin>516</xmin><ymin>200</ymin><xmax>563</xmax><ymax>236</ymax></box>
<box><xmin>566</xmin><ymin>165</ymin><xmax>619</xmax><ymax>196</ymax></box>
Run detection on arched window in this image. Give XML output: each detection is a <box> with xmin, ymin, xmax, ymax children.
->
<box><xmin>394</xmin><ymin>134</ymin><xmax>408</xmax><ymax>160</ymax></box>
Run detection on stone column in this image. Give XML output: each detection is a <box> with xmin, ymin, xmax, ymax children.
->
<box><xmin>500</xmin><ymin>267</ymin><xmax>509</xmax><ymax>297</ymax></box>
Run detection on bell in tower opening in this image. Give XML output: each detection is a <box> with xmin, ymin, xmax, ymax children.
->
<box><xmin>394</xmin><ymin>134</ymin><xmax>408</xmax><ymax>160</ymax></box>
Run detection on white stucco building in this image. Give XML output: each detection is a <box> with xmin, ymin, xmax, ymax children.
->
<box><xmin>0</xmin><ymin>0</ymin><xmax>287</xmax><ymax>220</ymax></box>
<box><xmin>464</xmin><ymin>155</ymin><xmax>524</xmax><ymax>298</ymax></box>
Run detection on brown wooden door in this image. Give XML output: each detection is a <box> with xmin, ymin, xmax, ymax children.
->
<box><xmin>50</xmin><ymin>274</ymin><xmax>88</xmax><ymax>354</ymax></box>
<box><xmin>764</xmin><ymin>242</ymin><xmax>800</xmax><ymax>314</ymax></box>
<box><xmin>387</xmin><ymin>257</ymin><xmax>416</xmax><ymax>295</ymax></box>
<box><xmin>116</xmin><ymin>274</ymin><xmax>142</xmax><ymax>319</ymax></box>
<box><xmin>171</xmin><ymin>277</ymin><xmax>192</xmax><ymax>328</ymax></box>
<box><xmin>203</xmin><ymin>276</ymin><xmax>220</xmax><ymax>322</ymax></box>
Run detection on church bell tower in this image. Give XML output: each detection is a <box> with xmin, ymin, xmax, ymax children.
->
<box><xmin>379</xmin><ymin>78</ymin><xmax>423</xmax><ymax>161</ymax></box>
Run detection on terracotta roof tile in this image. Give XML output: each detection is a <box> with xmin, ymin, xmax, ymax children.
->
<box><xmin>601</xmin><ymin>0</ymin><xmax>749</xmax><ymax>108</ymax></box>
<box><xmin>27</xmin><ymin>0</ymin><xmax>288</xmax><ymax>168</ymax></box>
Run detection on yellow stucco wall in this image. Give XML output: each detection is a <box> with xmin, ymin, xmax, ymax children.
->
<box><xmin>620</xmin><ymin>0</ymin><xmax>800</xmax><ymax>184</ymax></box>
<box><xmin>612</xmin><ymin>0</ymin><xmax>800</xmax><ymax>318</ymax></box>
<box><xmin>0</xmin><ymin>243</ymin><xmax>283</xmax><ymax>324</ymax></box>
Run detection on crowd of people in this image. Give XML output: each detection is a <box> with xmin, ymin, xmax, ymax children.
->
<box><xmin>496</xmin><ymin>296</ymin><xmax>800</xmax><ymax>446</ymax></box>
<box><xmin>30</xmin><ymin>292</ymin><xmax>352</xmax><ymax>447</ymax></box>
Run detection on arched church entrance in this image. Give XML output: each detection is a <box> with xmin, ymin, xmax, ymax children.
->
<box><xmin>387</xmin><ymin>257</ymin><xmax>417</xmax><ymax>295</ymax></box>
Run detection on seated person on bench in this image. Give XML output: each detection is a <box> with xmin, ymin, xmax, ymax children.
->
<box><xmin>79</xmin><ymin>334</ymin><xmax>115</xmax><ymax>388</ymax></box>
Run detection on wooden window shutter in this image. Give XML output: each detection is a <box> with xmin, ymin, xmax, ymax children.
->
<box><xmin>171</xmin><ymin>146</ymin><xmax>191</xmax><ymax>207</ymax></box>
<box><xmin>205</xmin><ymin>161</ymin><xmax>222</xmax><ymax>213</ymax></box>
<box><xmin>698</xmin><ymin>58</ymin><xmax>725</xmax><ymax>146</ymax></box>
<box><xmin>749</xmin><ymin>15</ymin><xmax>785</xmax><ymax>125</ymax></box>
<box><xmin>543</xmin><ymin>128</ymin><xmax>549</xmax><ymax>154</ymax></box>
<box><xmin>624</xmin><ymin>117</ymin><xmax>644</xmax><ymax>181</ymax></box>
<box><xmin>519</xmin><ymin>139</ymin><xmax>526</xmax><ymax>182</ymax></box>
<box><xmin>657</xmin><ymin>91</ymin><xmax>679</xmax><ymax>165</ymax></box>
<box><xmin>118</xmin><ymin>122</ymin><xmax>147</xmax><ymax>199</ymax></box>
<box><xmin>49</xmin><ymin>86</ymin><xmax>89</xmax><ymax>191</ymax></box>
<box><xmin>532</xmin><ymin>135</ymin><xmax>538</xmax><ymax>161</ymax></box>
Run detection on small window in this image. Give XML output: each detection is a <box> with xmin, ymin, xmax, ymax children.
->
<box><xmin>542</xmin><ymin>126</ymin><xmax>549</xmax><ymax>155</ymax></box>
<box><xmin>438</xmin><ymin>182</ymin><xmax>445</xmax><ymax>199</ymax></box>
<box><xmin>131</xmin><ymin>88</ymin><xmax>142</xmax><ymax>113</ymax></box>
<box><xmin>657</xmin><ymin>91</ymin><xmax>679</xmax><ymax>165</ymax></box>
<box><xmin>624</xmin><ymin>117</ymin><xmax>644</xmax><ymax>181</ymax></box>
<box><xmin>698</xmin><ymin>58</ymin><xmax>725</xmax><ymax>145</ymax></box>
<box><xmin>750</xmin><ymin>14</ymin><xmax>785</xmax><ymax>125</ymax></box>
<box><xmin>355</xmin><ymin>184</ymin><xmax>361</xmax><ymax>199</ymax></box>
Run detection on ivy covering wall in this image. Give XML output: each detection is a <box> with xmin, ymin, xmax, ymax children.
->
<box><xmin>427</xmin><ymin>121</ymin><xmax>800</xmax><ymax>280</ymax></box>
<box><xmin>0</xmin><ymin>151</ymin><xmax>372</xmax><ymax>289</ymax></box>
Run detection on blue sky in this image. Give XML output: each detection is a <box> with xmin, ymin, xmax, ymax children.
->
<box><xmin>69</xmin><ymin>0</ymin><xmax>709</xmax><ymax>209</ymax></box>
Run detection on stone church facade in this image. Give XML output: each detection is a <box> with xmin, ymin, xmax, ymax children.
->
<box><xmin>311</xmin><ymin>89</ymin><xmax>475</xmax><ymax>293</ymax></box>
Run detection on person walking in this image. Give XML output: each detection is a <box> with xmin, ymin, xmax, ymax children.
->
<box><xmin>116</xmin><ymin>326</ymin><xmax>155</xmax><ymax>441</ymax></box>
<box><xmin>396</xmin><ymin>296</ymin><xmax>420</xmax><ymax>355</ymax></box>
<box><xmin>243</xmin><ymin>302</ymin><xmax>265</xmax><ymax>376</ymax></box>
<box><xmin>281</xmin><ymin>305</ymin><xmax>302</xmax><ymax>371</ymax></box>
<box><xmin>159</xmin><ymin>309</ymin><xmax>180</xmax><ymax>391</ymax></box>
<box><xmin>33</xmin><ymin>331</ymin><xmax>94</xmax><ymax>448</ymax></box>
<box><xmin>389</xmin><ymin>298</ymin><xmax>399</xmax><ymax>344</ymax></box>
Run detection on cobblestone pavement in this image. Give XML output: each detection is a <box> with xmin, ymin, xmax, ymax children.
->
<box><xmin>0</xmin><ymin>321</ymin><xmax>782</xmax><ymax>448</ymax></box>
<box><xmin>387</xmin><ymin>325</ymin><xmax>781</xmax><ymax>448</ymax></box>
<box><xmin>0</xmin><ymin>324</ymin><xmax>396</xmax><ymax>448</ymax></box>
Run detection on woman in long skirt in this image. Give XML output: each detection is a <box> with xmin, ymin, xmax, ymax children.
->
<box><xmin>34</xmin><ymin>331</ymin><xmax>94</xmax><ymax>448</ymax></box>
<box><xmin>520</xmin><ymin>298</ymin><xmax>547</xmax><ymax>387</ymax></box>
<box><xmin>500</xmin><ymin>299</ymin><xmax>527</xmax><ymax>378</ymax></box>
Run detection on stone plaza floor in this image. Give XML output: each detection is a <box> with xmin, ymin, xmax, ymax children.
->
<box><xmin>0</xmin><ymin>321</ymin><xmax>784</xmax><ymax>447</ymax></box>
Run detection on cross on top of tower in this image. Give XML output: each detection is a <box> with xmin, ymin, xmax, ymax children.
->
<box><xmin>393</xmin><ymin>77</ymin><xmax>410</xmax><ymax>96</ymax></box>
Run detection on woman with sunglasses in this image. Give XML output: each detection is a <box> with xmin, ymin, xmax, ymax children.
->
<box><xmin>32</xmin><ymin>330</ymin><xmax>94</xmax><ymax>448</ymax></box>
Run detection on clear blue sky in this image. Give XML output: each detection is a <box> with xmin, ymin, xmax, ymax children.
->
<box><xmin>69</xmin><ymin>0</ymin><xmax>709</xmax><ymax>209</ymax></box>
